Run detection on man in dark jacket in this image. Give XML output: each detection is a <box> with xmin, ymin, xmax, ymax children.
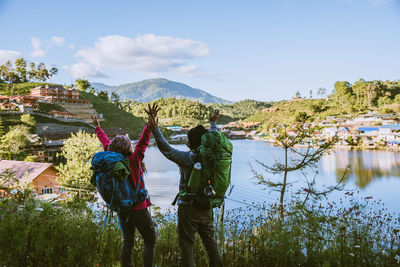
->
<box><xmin>146</xmin><ymin>104</ymin><xmax>222</xmax><ymax>267</ymax></box>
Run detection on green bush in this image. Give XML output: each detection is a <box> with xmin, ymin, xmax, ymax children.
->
<box><xmin>1</xmin><ymin>191</ymin><xmax>399</xmax><ymax>266</ymax></box>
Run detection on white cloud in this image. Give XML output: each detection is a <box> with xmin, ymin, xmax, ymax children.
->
<box><xmin>68</xmin><ymin>44</ymin><xmax>75</xmax><ymax>50</ymax></box>
<box><xmin>51</xmin><ymin>36</ymin><xmax>65</xmax><ymax>46</ymax></box>
<box><xmin>31</xmin><ymin>37</ymin><xmax>46</xmax><ymax>58</ymax></box>
<box><xmin>0</xmin><ymin>50</ymin><xmax>23</xmax><ymax>64</ymax></box>
<box><xmin>64</xmin><ymin>62</ymin><xmax>108</xmax><ymax>79</ymax></box>
<box><xmin>31</xmin><ymin>36</ymin><xmax>67</xmax><ymax>57</ymax></box>
<box><xmin>73</xmin><ymin>34</ymin><xmax>210</xmax><ymax>76</ymax></box>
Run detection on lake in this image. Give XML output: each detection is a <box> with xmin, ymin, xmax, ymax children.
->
<box><xmin>143</xmin><ymin>139</ymin><xmax>400</xmax><ymax>215</ymax></box>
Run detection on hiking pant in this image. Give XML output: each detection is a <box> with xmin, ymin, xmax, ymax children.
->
<box><xmin>119</xmin><ymin>208</ymin><xmax>156</xmax><ymax>267</ymax></box>
<box><xmin>178</xmin><ymin>205</ymin><xmax>223</xmax><ymax>267</ymax></box>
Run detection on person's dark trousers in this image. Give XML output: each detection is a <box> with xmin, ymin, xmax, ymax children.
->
<box><xmin>119</xmin><ymin>208</ymin><xmax>156</xmax><ymax>267</ymax></box>
<box><xmin>178</xmin><ymin>205</ymin><xmax>223</xmax><ymax>267</ymax></box>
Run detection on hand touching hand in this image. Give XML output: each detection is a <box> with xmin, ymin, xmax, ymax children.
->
<box><xmin>209</xmin><ymin>109</ymin><xmax>220</xmax><ymax>122</ymax></box>
<box><xmin>144</xmin><ymin>103</ymin><xmax>161</xmax><ymax>129</ymax></box>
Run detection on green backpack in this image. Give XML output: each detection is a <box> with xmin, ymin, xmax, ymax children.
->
<box><xmin>182</xmin><ymin>130</ymin><xmax>233</xmax><ymax>208</ymax></box>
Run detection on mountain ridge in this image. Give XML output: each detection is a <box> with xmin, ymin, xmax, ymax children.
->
<box><xmin>91</xmin><ymin>78</ymin><xmax>231</xmax><ymax>104</ymax></box>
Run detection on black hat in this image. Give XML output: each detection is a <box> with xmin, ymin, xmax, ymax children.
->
<box><xmin>187</xmin><ymin>125</ymin><xmax>208</xmax><ymax>149</ymax></box>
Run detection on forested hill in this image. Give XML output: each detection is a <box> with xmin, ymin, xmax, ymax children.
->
<box><xmin>92</xmin><ymin>78</ymin><xmax>230</xmax><ymax>104</ymax></box>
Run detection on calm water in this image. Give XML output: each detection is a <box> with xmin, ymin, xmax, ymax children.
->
<box><xmin>143</xmin><ymin>140</ymin><xmax>400</xmax><ymax>214</ymax></box>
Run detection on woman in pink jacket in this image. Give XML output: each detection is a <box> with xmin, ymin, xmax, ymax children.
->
<box><xmin>91</xmin><ymin>115</ymin><xmax>156</xmax><ymax>267</ymax></box>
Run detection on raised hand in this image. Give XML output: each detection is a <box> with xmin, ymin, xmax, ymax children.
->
<box><xmin>144</xmin><ymin>103</ymin><xmax>161</xmax><ymax>118</ymax></box>
<box><xmin>209</xmin><ymin>109</ymin><xmax>220</xmax><ymax>122</ymax></box>
<box><xmin>146</xmin><ymin>113</ymin><xmax>159</xmax><ymax>129</ymax></box>
<box><xmin>91</xmin><ymin>114</ymin><xmax>100</xmax><ymax>127</ymax></box>
<box><xmin>144</xmin><ymin>103</ymin><xmax>161</xmax><ymax>129</ymax></box>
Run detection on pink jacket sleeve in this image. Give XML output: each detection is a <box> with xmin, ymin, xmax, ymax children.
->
<box><xmin>95</xmin><ymin>126</ymin><xmax>111</xmax><ymax>151</ymax></box>
<box><xmin>130</xmin><ymin>125</ymin><xmax>152</xmax><ymax>162</ymax></box>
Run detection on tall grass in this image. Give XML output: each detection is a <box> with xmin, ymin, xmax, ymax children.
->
<box><xmin>1</xmin><ymin>189</ymin><xmax>399</xmax><ymax>266</ymax></box>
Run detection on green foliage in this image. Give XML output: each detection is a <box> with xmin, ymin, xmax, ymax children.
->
<box><xmin>208</xmin><ymin>99</ymin><xmax>272</xmax><ymax>123</ymax></box>
<box><xmin>24</xmin><ymin>155</ymin><xmax>38</xmax><ymax>162</ymax></box>
<box><xmin>123</xmin><ymin>98</ymin><xmax>214</xmax><ymax>127</ymax></box>
<box><xmin>56</xmin><ymin>131</ymin><xmax>101</xmax><ymax>191</ymax></box>
<box><xmin>0</xmin><ymin>125</ymin><xmax>31</xmax><ymax>160</ymax></box>
<box><xmin>97</xmin><ymin>90</ymin><xmax>109</xmax><ymax>102</ymax></box>
<box><xmin>0</xmin><ymin>196</ymin><xmax>121</xmax><ymax>266</ymax></box>
<box><xmin>37</xmin><ymin>102</ymin><xmax>65</xmax><ymax>113</ymax></box>
<box><xmin>0</xmin><ymin>117</ymin><xmax>4</xmax><ymax>137</ymax></box>
<box><xmin>80</xmin><ymin>91</ymin><xmax>145</xmax><ymax>138</ymax></box>
<box><xmin>75</xmin><ymin>78</ymin><xmax>91</xmax><ymax>92</ymax></box>
<box><xmin>20</xmin><ymin>114</ymin><xmax>36</xmax><ymax>132</ymax></box>
<box><xmin>0</xmin><ymin>59</ymin><xmax>57</xmax><ymax>88</ymax></box>
<box><xmin>0</xmin><ymin>192</ymin><xmax>398</xmax><ymax>266</ymax></box>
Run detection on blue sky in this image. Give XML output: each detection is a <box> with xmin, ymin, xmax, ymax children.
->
<box><xmin>0</xmin><ymin>0</ymin><xmax>399</xmax><ymax>101</ymax></box>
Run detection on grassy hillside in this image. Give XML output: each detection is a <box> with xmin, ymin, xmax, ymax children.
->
<box><xmin>0</xmin><ymin>83</ymin><xmax>145</xmax><ymax>138</ymax></box>
<box><xmin>80</xmin><ymin>91</ymin><xmax>145</xmax><ymax>138</ymax></box>
<box><xmin>247</xmin><ymin>98</ymin><xmax>345</xmax><ymax>130</ymax></box>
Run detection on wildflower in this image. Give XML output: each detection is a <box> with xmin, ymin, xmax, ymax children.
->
<box><xmin>350</xmin><ymin>253</ymin><xmax>355</xmax><ymax>257</ymax></box>
<box><xmin>35</xmin><ymin>207</ymin><xmax>43</xmax><ymax>211</ymax></box>
<box><xmin>354</xmin><ymin>245</ymin><xmax>360</xmax><ymax>248</ymax></box>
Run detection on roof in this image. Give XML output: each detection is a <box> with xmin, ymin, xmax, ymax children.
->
<box><xmin>357</xmin><ymin>127</ymin><xmax>379</xmax><ymax>132</ymax></box>
<box><xmin>338</xmin><ymin>127</ymin><xmax>350</xmax><ymax>132</ymax></box>
<box><xmin>0</xmin><ymin>160</ymin><xmax>54</xmax><ymax>186</ymax></box>
<box><xmin>380</xmin><ymin>124</ymin><xmax>400</xmax><ymax>130</ymax></box>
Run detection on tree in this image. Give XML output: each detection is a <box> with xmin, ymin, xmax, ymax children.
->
<box><xmin>88</xmin><ymin>88</ymin><xmax>96</xmax><ymax>95</ymax></box>
<box><xmin>252</xmin><ymin>123</ymin><xmax>338</xmax><ymax>221</ymax></box>
<box><xmin>111</xmin><ymin>92</ymin><xmax>121</xmax><ymax>108</ymax></box>
<box><xmin>28</xmin><ymin>62</ymin><xmax>37</xmax><ymax>81</ymax></box>
<box><xmin>56</xmin><ymin>131</ymin><xmax>101</xmax><ymax>191</ymax></box>
<box><xmin>20</xmin><ymin>114</ymin><xmax>36</xmax><ymax>132</ymax></box>
<box><xmin>97</xmin><ymin>90</ymin><xmax>109</xmax><ymax>102</ymax></box>
<box><xmin>0</xmin><ymin>168</ymin><xmax>18</xmax><ymax>191</ymax></box>
<box><xmin>0</xmin><ymin>61</ymin><xmax>18</xmax><ymax>96</ymax></box>
<box><xmin>14</xmin><ymin>58</ymin><xmax>28</xmax><ymax>83</ymax></box>
<box><xmin>0</xmin><ymin>125</ymin><xmax>30</xmax><ymax>160</ymax></box>
<box><xmin>309</xmin><ymin>90</ymin><xmax>313</xmax><ymax>99</ymax></box>
<box><xmin>293</xmin><ymin>111</ymin><xmax>311</xmax><ymax>123</ymax></box>
<box><xmin>75</xmin><ymin>78</ymin><xmax>91</xmax><ymax>92</ymax></box>
<box><xmin>295</xmin><ymin>91</ymin><xmax>301</xmax><ymax>98</ymax></box>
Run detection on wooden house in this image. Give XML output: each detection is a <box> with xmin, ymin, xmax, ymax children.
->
<box><xmin>0</xmin><ymin>160</ymin><xmax>61</xmax><ymax>196</ymax></box>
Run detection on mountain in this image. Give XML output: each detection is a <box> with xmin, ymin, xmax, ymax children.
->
<box><xmin>91</xmin><ymin>78</ymin><xmax>231</xmax><ymax>104</ymax></box>
<box><xmin>91</xmin><ymin>82</ymin><xmax>112</xmax><ymax>91</ymax></box>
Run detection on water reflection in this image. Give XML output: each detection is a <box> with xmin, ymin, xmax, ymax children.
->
<box><xmin>143</xmin><ymin>140</ymin><xmax>400</xmax><ymax>214</ymax></box>
<box><xmin>322</xmin><ymin>150</ymin><xmax>400</xmax><ymax>188</ymax></box>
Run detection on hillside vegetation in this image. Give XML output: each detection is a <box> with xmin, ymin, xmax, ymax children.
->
<box><xmin>248</xmin><ymin>79</ymin><xmax>400</xmax><ymax>130</ymax></box>
<box><xmin>80</xmin><ymin>92</ymin><xmax>145</xmax><ymax>138</ymax></box>
<box><xmin>0</xmin><ymin>82</ymin><xmax>145</xmax><ymax>138</ymax></box>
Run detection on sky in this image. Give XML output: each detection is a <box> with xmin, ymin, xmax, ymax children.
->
<box><xmin>0</xmin><ymin>0</ymin><xmax>400</xmax><ymax>102</ymax></box>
